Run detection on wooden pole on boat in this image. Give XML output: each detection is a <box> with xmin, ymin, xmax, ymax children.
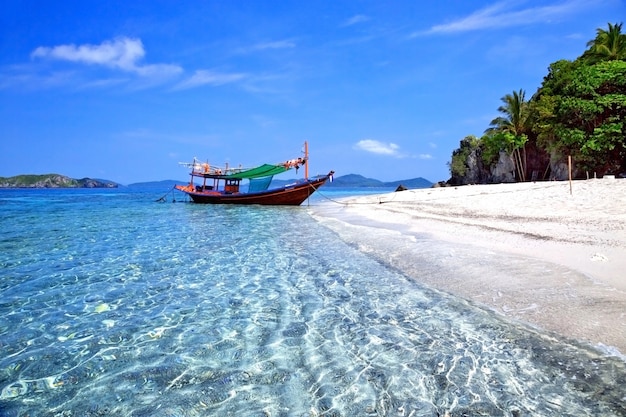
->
<box><xmin>304</xmin><ymin>141</ymin><xmax>309</xmax><ymax>179</ymax></box>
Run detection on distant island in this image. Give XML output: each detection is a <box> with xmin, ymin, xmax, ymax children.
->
<box><xmin>0</xmin><ymin>173</ymin><xmax>432</xmax><ymax>189</ymax></box>
<box><xmin>0</xmin><ymin>174</ymin><xmax>118</xmax><ymax>188</ymax></box>
<box><xmin>128</xmin><ymin>174</ymin><xmax>433</xmax><ymax>189</ymax></box>
<box><xmin>323</xmin><ymin>174</ymin><xmax>432</xmax><ymax>189</ymax></box>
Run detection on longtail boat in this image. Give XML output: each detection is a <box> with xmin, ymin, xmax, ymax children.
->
<box><xmin>174</xmin><ymin>142</ymin><xmax>334</xmax><ymax>205</ymax></box>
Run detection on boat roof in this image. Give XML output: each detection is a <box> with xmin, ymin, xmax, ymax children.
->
<box><xmin>187</xmin><ymin>163</ymin><xmax>293</xmax><ymax>180</ymax></box>
<box><xmin>184</xmin><ymin>156</ymin><xmax>306</xmax><ymax>180</ymax></box>
<box><xmin>225</xmin><ymin>163</ymin><xmax>291</xmax><ymax>179</ymax></box>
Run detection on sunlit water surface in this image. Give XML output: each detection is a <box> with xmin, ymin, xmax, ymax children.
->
<box><xmin>0</xmin><ymin>188</ymin><xmax>624</xmax><ymax>416</ymax></box>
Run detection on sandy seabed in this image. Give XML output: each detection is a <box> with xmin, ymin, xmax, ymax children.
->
<box><xmin>311</xmin><ymin>178</ymin><xmax>626</xmax><ymax>357</ymax></box>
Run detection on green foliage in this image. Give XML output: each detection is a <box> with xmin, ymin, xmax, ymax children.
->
<box><xmin>481</xmin><ymin>132</ymin><xmax>527</xmax><ymax>164</ymax></box>
<box><xmin>486</xmin><ymin>89</ymin><xmax>529</xmax><ymax>137</ymax></box>
<box><xmin>480</xmin><ymin>134</ymin><xmax>500</xmax><ymax>165</ymax></box>
<box><xmin>448</xmin><ymin>135</ymin><xmax>480</xmax><ymax>177</ymax></box>
<box><xmin>0</xmin><ymin>174</ymin><xmax>117</xmax><ymax>188</ymax></box>
<box><xmin>484</xmin><ymin>89</ymin><xmax>530</xmax><ymax>180</ymax></box>
<box><xmin>583</xmin><ymin>22</ymin><xmax>626</xmax><ymax>63</ymax></box>
<box><xmin>449</xmin><ymin>22</ymin><xmax>626</xmax><ymax>181</ymax></box>
<box><xmin>0</xmin><ymin>174</ymin><xmax>74</xmax><ymax>186</ymax></box>
<box><xmin>532</xmin><ymin>58</ymin><xmax>626</xmax><ymax>173</ymax></box>
<box><xmin>528</xmin><ymin>96</ymin><xmax>557</xmax><ymax>153</ymax></box>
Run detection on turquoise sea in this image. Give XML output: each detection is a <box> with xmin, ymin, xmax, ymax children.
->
<box><xmin>0</xmin><ymin>187</ymin><xmax>624</xmax><ymax>416</ymax></box>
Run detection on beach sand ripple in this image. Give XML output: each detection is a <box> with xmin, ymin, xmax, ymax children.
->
<box><xmin>312</xmin><ymin>179</ymin><xmax>626</xmax><ymax>356</ymax></box>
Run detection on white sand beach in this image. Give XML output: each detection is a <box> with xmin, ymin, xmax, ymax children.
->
<box><xmin>311</xmin><ymin>178</ymin><xmax>626</xmax><ymax>356</ymax></box>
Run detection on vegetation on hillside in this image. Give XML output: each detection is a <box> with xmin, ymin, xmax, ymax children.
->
<box><xmin>0</xmin><ymin>174</ymin><xmax>117</xmax><ymax>188</ymax></box>
<box><xmin>449</xmin><ymin>22</ymin><xmax>626</xmax><ymax>184</ymax></box>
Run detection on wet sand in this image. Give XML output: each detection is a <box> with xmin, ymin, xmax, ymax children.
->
<box><xmin>310</xmin><ymin>179</ymin><xmax>626</xmax><ymax>357</ymax></box>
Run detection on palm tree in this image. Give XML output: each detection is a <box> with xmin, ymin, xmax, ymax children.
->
<box><xmin>585</xmin><ymin>22</ymin><xmax>626</xmax><ymax>62</ymax></box>
<box><xmin>486</xmin><ymin>89</ymin><xmax>528</xmax><ymax>137</ymax></box>
<box><xmin>485</xmin><ymin>89</ymin><xmax>529</xmax><ymax>181</ymax></box>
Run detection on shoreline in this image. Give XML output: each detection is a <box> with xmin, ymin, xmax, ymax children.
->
<box><xmin>310</xmin><ymin>179</ymin><xmax>626</xmax><ymax>357</ymax></box>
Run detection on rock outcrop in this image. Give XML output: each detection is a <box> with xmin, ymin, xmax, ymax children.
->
<box><xmin>449</xmin><ymin>141</ymin><xmax>555</xmax><ymax>185</ymax></box>
<box><xmin>490</xmin><ymin>151</ymin><xmax>516</xmax><ymax>183</ymax></box>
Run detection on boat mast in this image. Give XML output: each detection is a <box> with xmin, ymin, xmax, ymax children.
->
<box><xmin>304</xmin><ymin>141</ymin><xmax>309</xmax><ymax>179</ymax></box>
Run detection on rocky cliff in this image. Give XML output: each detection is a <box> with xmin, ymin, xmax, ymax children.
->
<box><xmin>449</xmin><ymin>143</ymin><xmax>557</xmax><ymax>185</ymax></box>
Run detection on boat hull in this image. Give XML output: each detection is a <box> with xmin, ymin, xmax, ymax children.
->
<box><xmin>175</xmin><ymin>174</ymin><xmax>331</xmax><ymax>205</ymax></box>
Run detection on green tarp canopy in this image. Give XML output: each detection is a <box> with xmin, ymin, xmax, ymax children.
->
<box><xmin>225</xmin><ymin>164</ymin><xmax>290</xmax><ymax>179</ymax></box>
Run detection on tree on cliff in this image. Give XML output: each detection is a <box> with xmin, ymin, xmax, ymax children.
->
<box><xmin>484</xmin><ymin>89</ymin><xmax>530</xmax><ymax>181</ymax></box>
<box><xmin>448</xmin><ymin>22</ymin><xmax>626</xmax><ymax>183</ymax></box>
<box><xmin>448</xmin><ymin>135</ymin><xmax>486</xmax><ymax>184</ymax></box>
<box><xmin>583</xmin><ymin>22</ymin><xmax>626</xmax><ymax>62</ymax></box>
<box><xmin>530</xmin><ymin>23</ymin><xmax>626</xmax><ymax>177</ymax></box>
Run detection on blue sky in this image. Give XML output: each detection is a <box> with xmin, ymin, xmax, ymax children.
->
<box><xmin>1</xmin><ymin>1</ymin><xmax>623</xmax><ymax>184</ymax></box>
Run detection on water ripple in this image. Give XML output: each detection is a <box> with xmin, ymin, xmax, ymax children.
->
<box><xmin>0</xmin><ymin>189</ymin><xmax>624</xmax><ymax>416</ymax></box>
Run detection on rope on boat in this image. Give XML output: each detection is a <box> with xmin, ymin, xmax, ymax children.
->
<box><xmin>311</xmin><ymin>186</ymin><xmax>349</xmax><ymax>206</ymax></box>
<box><xmin>155</xmin><ymin>186</ymin><xmax>178</xmax><ymax>203</ymax></box>
<box><xmin>300</xmin><ymin>179</ymin><xmax>351</xmax><ymax>206</ymax></box>
<box><xmin>311</xmin><ymin>181</ymin><xmax>405</xmax><ymax>206</ymax></box>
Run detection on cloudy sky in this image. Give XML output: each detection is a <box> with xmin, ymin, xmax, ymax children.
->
<box><xmin>1</xmin><ymin>0</ymin><xmax>623</xmax><ymax>184</ymax></box>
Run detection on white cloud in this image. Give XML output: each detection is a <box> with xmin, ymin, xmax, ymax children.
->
<box><xmin>134</xmin><ymin>63</ymin><xmax>183</xmax><ymax>78</ymax></box>
<box><xmin>418</xmin><ymin>154</ymin><xmax>433</xmax><ymax>160</ymax></box>
<box><xmin>354</xmin><ymin>139</ymin><xmax>401</xmax><ymax>156</ymax></box>
<box><xmin>31</xmin><ymin>37</ymin><xmax>182</xmax><ymax>77</ymax></box>
<box><xmin>234</xmin><ymin>39</ymin><xmax>297</xmax><ymax>55</ymax></box>
<box><xmin>79</xmin><ymin>77</ymin><xmax>129</xmax><ymax>89</ymax></box>
<box><xmin>174</xmin><ymin>70</ymin><xmax>247</xmax><ymax>90</ymax></box>
<box><xmin>253</xmin><ymin>40</ymin><xmax>296</xmax><ymax>50</ymax></box>
<box><xmin>0</xmin><ymin>68</ymin><xmax>76</xmax><ymax>90</ymax></box>
<box><xmin>32</xmin><ymin>37</ymin><xmax>143</xmax><ymax>69</ymax></box>
<box><xmin>416</xmin><ymin>0</ymin><xmax>593</xmax><ymax>35</ymax></box>
<box><xmin>341</xmin><ymin>15</ymin><xmax>370</xmax><ymax>27</ymax></box>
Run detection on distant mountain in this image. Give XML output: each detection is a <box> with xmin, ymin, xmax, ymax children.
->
<box><xmin>272</xmin><ymin>174</ymin><xmax>433</xmax><ymax>189</ymax></box>
<box><xmin>0</xmin><ymin>174</ymin><xmax>118</xmax><ymax>188</ymax></box>
<box><xmin>326</xmin><ymin>174</ymin><xmax>433</xmax><ymax>189</ymax></box>
<box><xmin>0</xmin><ymin>174</ymin><xmax>432</xmax><ymax>190</ymax></box>
<box><xmin>0</xmin><ymin>170</ymin><xmax>436</xmax><ymax>190</ymax></box>
<box><xmin>126</xmin><ymin>179</ymin><xmax>185</xmax><ymax>188</ymax></box>
<box><xmin>325</xmin><ymin>174</ymin><xmax>383</xmax><ymax>187</ymax></box>
<box><xmin>382</xmin><ymin>177</ymin><xmax>434</xmax><ymax>189</ymax></box>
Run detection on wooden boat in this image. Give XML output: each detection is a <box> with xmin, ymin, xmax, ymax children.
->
<box><xmin>174</xmin><ymin>142</ymin><xmax>334</xmax><ymax>205</ymax></box>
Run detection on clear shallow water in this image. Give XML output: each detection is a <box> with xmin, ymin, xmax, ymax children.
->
<box><xmin>0</xmin><ymin>188</ymin><xmax>624</xmax><ymax>416</ymax></box>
